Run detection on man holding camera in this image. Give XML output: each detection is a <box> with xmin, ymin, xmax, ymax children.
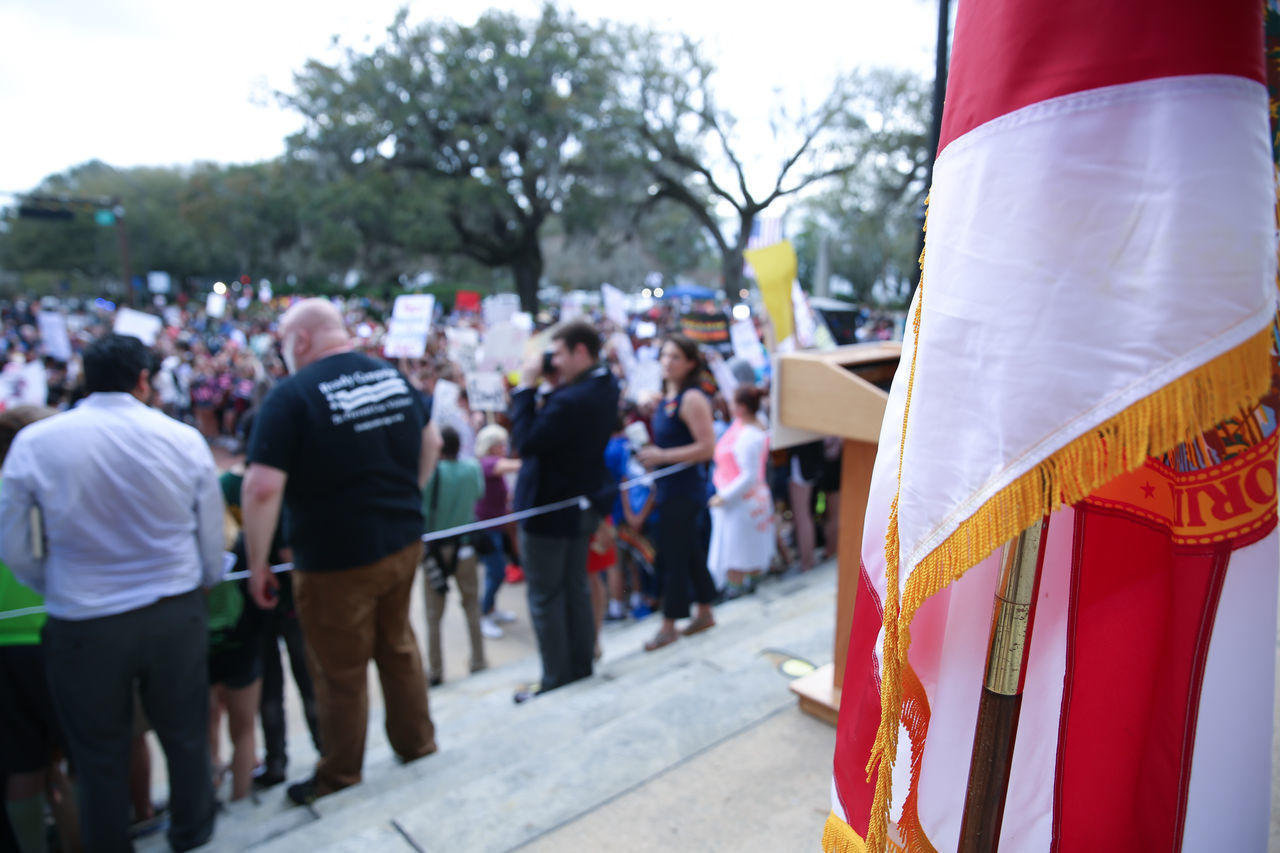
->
<box><xmin>508</xmin><ymin>320</ymin><xmax>620</xmax><ymax>702</ymax></box>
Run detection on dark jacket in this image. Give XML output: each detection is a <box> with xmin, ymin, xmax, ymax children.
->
<box><xmin>509</xmin><ymin>364</ymin><xmax>621</xmax><ymax>537</ymax></box>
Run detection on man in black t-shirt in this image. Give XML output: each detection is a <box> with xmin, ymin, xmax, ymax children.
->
<box><xmin>242</xmin><ymin>299</ymin><xmax>442</xmax><ymax>806</ymax></box>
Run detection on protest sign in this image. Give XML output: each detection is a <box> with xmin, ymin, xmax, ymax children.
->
<box><xmin>392</xmin><ymin>294</ymin><xmax>436</xmax><ymax>321</ymax></box>
<box><xmin>730</xmin><ymin>319</ymin><xmax>768</xmax><ymax>371</ymax></box>
<box><xmin>560</xmin><ymin>292</ymin><xmax>584</xmax><ymax>323</ymax></box>
<box><xmin>601</xmin><ymin>283</ymin><xmax>628</xmax><ymax>328</ymax></box>
<box><xmin>608</xmin><ymin>331</ymin><xmax>637</xmax><ymax>377</ymax></box>
<box><xmin>37</xmin><ymin>312</ymin><xmax>72</xmax><ymax>361</ymax></box>
<box><xmin>628</xmin><ymin>359</ymin><xmax>663</xmax><ymax>401</ymax></box>
<box><xmin>0</xmin><ymin>360</ymin><xmax>47</xmax><ymax>409</ymax></box>
<box><xmin>384</xmin><ymin>317</ymin><xmax>430</xmax><ymax>359</ymax></box>
<box><xmin>744</xmin><ymin>241</ymin><xmax>796</xmax><ymax>345</ymax></box>
<box><xmin>446</xmin><ymin>327</ymin><xmax>480</xmax><ymax>371</ymax></box>
<box><xmin>114</xmin><ymin>307</ymin><xmax>164</xmax><ymax>345</ymax></box>
<box><xmin>483</xmin><ymin>293</ymin><xmax>520</xmax><ymax>327</ymax></box>
<box><xmin>432</xmin><ymin>378</ymin><xmax>461</xmax><ymax>419</ymax></box>
<box><xmin>479</xmin><ymin>322</ymin><xmax>528</xmax><ymax>372</ymax></box>
<box><xmin>466</xmin><ymin>371</ymin><xmax>508</xmax><ymax>412</ymax></box>
<box><xmin>709</xmin><ymin>354</ymin><xmax>738</xmax><ymax>397</ymax></box>
<box><xmin>679</xmin><ymin>311</ymin><xmax>730</xmax><ymax>344</ymax></box>
<box><xmin>791</xmin><ymin>281</ymin><xmax>818</xmax><ymax>349</ymax></box>
<box><xmin>206</xmin><ymin>292</ymin><xmax>227</xmax><ymax>319</ymax></box>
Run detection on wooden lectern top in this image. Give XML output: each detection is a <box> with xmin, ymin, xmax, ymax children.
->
<box><xmin>775</xmin><ymin>342</ymin><xmax>902</xmax><ymax>445</ymax></box>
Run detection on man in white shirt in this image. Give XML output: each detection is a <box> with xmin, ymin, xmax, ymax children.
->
<box><xmin>0</xmin><ymin>333</ymin><xmax>225</xmax><ymax>852</ymax></box>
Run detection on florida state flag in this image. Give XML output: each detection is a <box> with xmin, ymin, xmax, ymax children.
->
<box><xmin>825</xmin><ymin>3</ymin><xmax>1279</xmax><ymax>851</ymax></box>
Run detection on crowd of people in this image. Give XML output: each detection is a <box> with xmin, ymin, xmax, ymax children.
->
<box><xmin>0</xmin><ymin>292</ymin><xmax>847</xmax><ymax>851</ymax></box>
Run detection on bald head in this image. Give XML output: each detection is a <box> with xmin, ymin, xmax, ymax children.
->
<box><xmin>279</xmin><ymin>298</ymin><xmax>351</xmax><ymax>373</ymax></box>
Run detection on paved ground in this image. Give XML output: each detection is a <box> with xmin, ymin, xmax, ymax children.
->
<box><xmin>519</xmin><ymin>706</ymin><xmax>836</xmax><ymax>852</ymax></box>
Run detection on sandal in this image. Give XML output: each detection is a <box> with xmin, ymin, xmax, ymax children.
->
<box><xmin>644</xmin><ymin>630</ymin><xmax>678</xmax><ymax>652</ymax></box>
<box><xmin>680</xmin><ymin>614</ymin><xmax>716</xmax><ymax>637</ymax></box>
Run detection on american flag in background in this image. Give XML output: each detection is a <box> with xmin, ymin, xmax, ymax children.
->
<box><xmin>746</xmin><ymin>216</ymin><xmax>784</xmax><ymax>250</ymax></box>
<box><xmin>744</xmin><ymin>216</ymin><xmax>785</xmax><ymax>277</ymax></box>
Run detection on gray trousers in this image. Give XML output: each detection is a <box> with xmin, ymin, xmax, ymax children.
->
<box><xmin>43</xmin><ymin>589</ymin><xmax>216</xmax><ymax>853</ymax></box>
<box><xmin>422</xmin><ymin>544</ymin><xmax>487</xmax><ymax>680</ymax></box>
<box><xmin>520</xmin><ymin>512</ymin><xmax>597</xmax><ymax>693</ymax></box>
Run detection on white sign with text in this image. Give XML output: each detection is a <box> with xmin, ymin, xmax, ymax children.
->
<box><xmin>432</xmin><ymin>378</ymin><xmax>461</xmax><ymax>420</ymax></box>
<box><xmin>392</xmin><ymin>294</ymin><xmax>437</xmax><ymax>321</ymax></box>
<box><xmin>465</xmin><ymin>371</ymin><xmax>508</xmax><ymax>412</ymax></box>
<box><xmin>114</xmin><ymin>307</ymin><xmax>164</xmax><ymax>345</ymax></box>
<box><xmin>383</xmin><ymin>317</ymin><xmax>430</xmax><ymax>359</ymax></box>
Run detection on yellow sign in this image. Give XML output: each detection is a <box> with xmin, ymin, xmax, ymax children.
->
<box><xmin>744</xmin><ymin>241</ymin><xmax>797</xmax><ymax>344</ymax></box>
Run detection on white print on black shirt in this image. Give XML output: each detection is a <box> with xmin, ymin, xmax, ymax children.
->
<box><xmin>318</xmin><ymin>368</ymin><xmax>413</xmax><ymax>427</ymax></box>
<box><xmin>354</xmin><ymin>413</ymin><xmax>406</xmax><ymax>432</ymax></box>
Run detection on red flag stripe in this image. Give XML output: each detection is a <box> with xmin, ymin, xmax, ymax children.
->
<box><xmin>1051</xmin><ymin>505</ymin><xmax>1238</xmax><ymax>852</ymax></box>
<box><xmin>831</xmin><ymin>564</ymin><xmax>888</xmax><ymax>838</ymax></box>
<box><xmin>940</xmin><ymin>1</ymin><xmax>1265</xmax><ymax>153</ymax></box>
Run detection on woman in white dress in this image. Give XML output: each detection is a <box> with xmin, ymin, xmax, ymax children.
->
<box><xmin>708</xmin><ymin>386</ymin><xmax>775</xmax><ymax>596</ymax></box>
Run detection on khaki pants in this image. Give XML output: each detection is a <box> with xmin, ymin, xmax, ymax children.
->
<box><xmin>423</xmin><ymin>543</ymin><xmax>488</xmax><ymax>681</ymax></box>
<box><xmin>294</xmin><ymin>540</ymin><xmax>436</xmax><ymax>796</ymax></box>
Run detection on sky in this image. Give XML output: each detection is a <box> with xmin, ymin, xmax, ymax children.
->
<box><xmin>0</xmin><ymin>0</ymin><xmax>937</xmax><ymax>197</ymax></box>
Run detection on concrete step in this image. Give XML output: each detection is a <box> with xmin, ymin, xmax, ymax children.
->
<box><xmin>142</xmin><ymin>561</ymin><xmax>838</xmax><ymax>852</ymax></box>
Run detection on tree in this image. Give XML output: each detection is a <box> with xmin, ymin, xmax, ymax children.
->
<box><xmin>610</xmin><ymin>29</ymin><xmax>879</xmax><ymax>297</ymax></box>
<box><xmin>790</xmin><ymin>69</ymin><xmax>931</xmax><ymax>306</ymax></box>
<box><xmin>542</xmin><ymin>200</ymin><xmax>716</xmax><ymax>292</ymax></box>
<box><xmin>0</xmin><ymin>160</ymin><xmax>310</xmax><ymax>297</ymax></box>
<box><xmin>283</xmin><ymin>4</ymin><xmax>622</xmax><ymax>311</ymax></box>
<box><xmin>178</xmin><ymin>160</ymin><xmax>304</xmax><ymax>285</ymax></box>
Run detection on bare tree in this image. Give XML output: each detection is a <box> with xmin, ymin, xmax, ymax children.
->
<box><xmin>612</xmin><ymin>29</ymin><xmax>876</xmax><ymax>296</ymax></box>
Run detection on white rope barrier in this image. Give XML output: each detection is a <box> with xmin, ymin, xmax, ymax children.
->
<box><xmin>0</xmin><ymin>461</ymin><xmax>697</xmax><ymax>620</ymax></box>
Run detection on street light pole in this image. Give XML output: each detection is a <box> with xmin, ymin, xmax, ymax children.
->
<box><xmin>113</xmin><ymin>200</ymin><xmax>134</xmax><ymax>307</ymax></box>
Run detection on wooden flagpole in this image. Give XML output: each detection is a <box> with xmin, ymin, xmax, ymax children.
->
<box><xmin>958</xmin><ymin>517</ymin><xmax>1050</xmax><ymax>853</ymax></box>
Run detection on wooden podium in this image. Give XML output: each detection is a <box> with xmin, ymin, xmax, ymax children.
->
<box><xmin>773</xmin><ymin>342</ymin><xmax>901</xmax><ymax>725</ymax></box>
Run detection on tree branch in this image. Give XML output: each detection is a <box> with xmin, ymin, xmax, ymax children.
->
<box><xmin>646</xmin><ymin>179</ymin><xmax>729</xmax><ymax>255</ymax></box>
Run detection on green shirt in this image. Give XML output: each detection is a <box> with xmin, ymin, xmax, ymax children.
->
<box><xmin>423</xmin><ymin>458</ymin><xmax>484</xmax><ymax>534</ymax></box>
<box><xmin>0</xmin><ymin>477</ymin><xmax>45</xmax><ymax>645</ymax></box>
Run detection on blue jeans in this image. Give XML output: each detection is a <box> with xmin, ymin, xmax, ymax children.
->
<box><xmin>479</xmin><ymin>528</ymin><xmax>507</xmax><ymax>615</ymax></box>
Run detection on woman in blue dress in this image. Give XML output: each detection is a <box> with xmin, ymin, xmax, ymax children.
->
<box><xmin>636</xmin><ymin>333</ymin><xmax>717</xmax><ymax>651</ymax></box>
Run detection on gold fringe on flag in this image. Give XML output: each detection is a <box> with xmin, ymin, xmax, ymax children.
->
<box><xmin>823</xmin><ymin>812</ymin><xmax>870</xmax><ymax>853</ymax></box>
<box><xmin>860</xmin><ymin>216</ymin><xmax>1277</xmax><ymax>853</ymax></box>
<box><xmin>824</xmin><ymin>811</ymin><xmax>910</xmax><ymax>853</ymax></box>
